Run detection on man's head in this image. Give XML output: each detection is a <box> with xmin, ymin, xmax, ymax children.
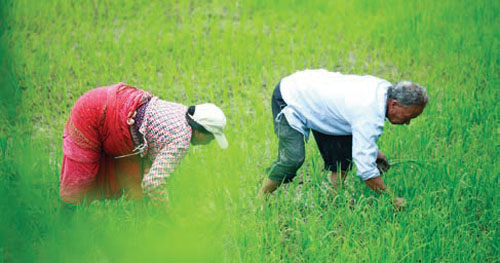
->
<box><xmin>186</xmin><ymin>103</ymin><xmax>228</xmax><ymax>149</ymax></box>
<box><xmin>386</xmin><ymin>81</ymin><xmax>429</xmax><ymax>125</ymax></box>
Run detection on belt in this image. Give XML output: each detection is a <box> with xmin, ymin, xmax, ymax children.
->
<box><xmin>116</xmin><ymin>99</ymin><xmax>150</xmax><ymax>159</ymax></box>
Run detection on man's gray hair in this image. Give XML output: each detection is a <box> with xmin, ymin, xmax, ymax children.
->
<box><xmin>387</xmin><ymin>81</ymin><xmax>429</xmax><ymax>106</ymax></box>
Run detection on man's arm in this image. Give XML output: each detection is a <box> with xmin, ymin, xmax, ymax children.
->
<box><xmin>351</xmin><ymin>123</ymin><xmax>406</xmax><ymax>209</ymax></box>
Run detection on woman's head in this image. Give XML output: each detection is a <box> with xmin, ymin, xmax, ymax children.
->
<box><xmin>186</xmin><ymin>104</ymin><xmax>228</xmax><ymax>148</ymax></box>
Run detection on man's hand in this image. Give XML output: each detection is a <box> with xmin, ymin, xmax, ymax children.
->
<box><xmin>365</xmin><ymin>177</ymin><xmax>407</xmax><ymax>210</ymax></box>
<box><xmin>364</xmin><ymin>176</ymin><xmax>387</xmax><ymax>194</ymax></box>
<box><xmin>392</xmin><ymin>197</ymin><xmax>407</xmax><ymax>210</ymax></box>
<box><xmin>376</xmin><ymin>151</ymin><xmax>390</xmax><ymax>174</ymax></box>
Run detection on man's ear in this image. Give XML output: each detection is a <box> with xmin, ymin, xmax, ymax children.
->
<box><xmin>388</xmin><ymin>99</ymin><xmax>400</xmax><ymax>111</ymax></box>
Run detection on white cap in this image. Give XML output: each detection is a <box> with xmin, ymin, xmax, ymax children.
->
<box><xmin>189</xmin><ymin>103</ymin><xmax>228</xmax><ymax>149</ymax></box>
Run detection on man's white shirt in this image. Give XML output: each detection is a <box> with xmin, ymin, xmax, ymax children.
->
<box><xmin>279</xmin><ymin>69</ymin><xmax>391</xmax><ymax>181</ymax></box>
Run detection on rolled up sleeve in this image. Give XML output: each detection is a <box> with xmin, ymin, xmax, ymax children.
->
<box><xmin>351</xmin><ymin>122</ymin><xmax>383</xmax><ymax>181</ymax></box>
<box><xmin>141</xmin><ymin>145</ymin><xmax>188</xmax><ymax>196</ymax></box>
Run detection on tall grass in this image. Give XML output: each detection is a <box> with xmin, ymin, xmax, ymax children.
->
<box><xmin>1</xmin><ymin>0</ymin><xmax>498</xmax><ymax>262</ymax></box>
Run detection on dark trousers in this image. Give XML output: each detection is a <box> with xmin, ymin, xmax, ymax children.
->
<box><xmin>267</xmin><ymin>83</ymin><xmax>306</xmax><ymax>183</ymax></box>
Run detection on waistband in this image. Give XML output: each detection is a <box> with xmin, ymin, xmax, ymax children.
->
<box><xmin>131</xmin><ymin>99</ymin><xmax>150</xmax><ymax>147</ymax></box>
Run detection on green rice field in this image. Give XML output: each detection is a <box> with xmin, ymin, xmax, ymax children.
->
<box><xmin>0</xmin><ymin>0</ymin><xmax>498</xmax><ymax>262</ymax></box>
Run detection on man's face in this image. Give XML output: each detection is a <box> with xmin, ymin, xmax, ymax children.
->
<box><xmin>387</xmin><ymin>100</ymin><xmax>424</xmax><ymax>125</ymax></box>
<box><xmin>191</xmin><ymin>130</ymin><xmax>215</xmax><ymax>145</ymax></box>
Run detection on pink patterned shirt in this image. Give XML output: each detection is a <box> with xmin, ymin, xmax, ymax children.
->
<box><xmin>138</xmin><ymin>97</ymin><xmax>192</xmax><ymax>199</ymax></box>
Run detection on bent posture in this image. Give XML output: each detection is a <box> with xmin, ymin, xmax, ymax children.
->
<box><xmin>60</xmin><ymin>83</ymin><xmax>228</xmax><ymax>203</ymax></box>
<box><xmin>259</xmin><ymin>69</ymin><xmax>428</xmax><ymax>206</ymax></box>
